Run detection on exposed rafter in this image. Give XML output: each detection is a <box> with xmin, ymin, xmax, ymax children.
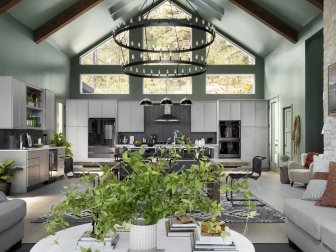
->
<box><xmin>34</xmin><ymin>0</ymin><xmax>103</xmax><ymax>44</ymax></box>
<box><xmin>305</xmin><ymin>0</ymin><xmax>323</xmax><ymax>11</ymax></box>
<box><xmin>229</xmin><ymin>0</ymin><xmax>297</xmax><ymax>43</ymax></box>
<box><xmin>0</xmin><ymin>0</ymin><xmax>21</xmax><ymax>15</ymax></box>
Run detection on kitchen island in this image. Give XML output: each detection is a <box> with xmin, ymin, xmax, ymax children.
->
<box><xmin>0</xmin><ymin>146</ymin><xmax>66</xmax><ymax>193</ymax></box>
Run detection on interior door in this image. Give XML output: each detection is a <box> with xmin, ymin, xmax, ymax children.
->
<box><xmin>283</xmin><ymin>106</ymin><xmax>293</xmax><ymax>159</ymax></box>
<box><xmin>269</xmin><ymin>97</ymin><xmax>279</xmax><ymax>172</ymax></box>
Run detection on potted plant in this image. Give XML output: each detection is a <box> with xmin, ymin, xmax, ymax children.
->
<box><xmin>0</xmin><ymin>160</ymin><xmax>22</xmax><ymax>196</ymax></box>
<box><xmin>46</xmin><ymin>144</ymin><xmax>254</xmax><ymax>251</ymax></box>
<box><xmin>50</xmin><ymin>132</ymin><xmax>73</xmax><ymax>157</ymax></box>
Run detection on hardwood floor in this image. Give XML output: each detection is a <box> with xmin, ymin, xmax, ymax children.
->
<box><xmin>8</xmin><ymin>171</ymin><xmax>305</xmax><ymax>244</ymax></box>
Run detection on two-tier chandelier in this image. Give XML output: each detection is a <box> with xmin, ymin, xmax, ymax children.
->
<box><xmin>112</xmin><ymin>0</ymin><xmax>215</xmax><ymax>79</ymax></box>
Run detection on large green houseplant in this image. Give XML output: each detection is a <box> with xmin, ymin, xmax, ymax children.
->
<box><xmin>46</xmin><ymin>144</ymin><xmax>254</xmax><ymax>250</ymax></box>
<box><xmin>0</xmin><ymin>160</ymin><xmax>22</xmax><ymax>196</ymax></box>
<box><xmin>50</xmin><ymin>132</ymin><xmax>73</xmax><ymax>157</ymax></box>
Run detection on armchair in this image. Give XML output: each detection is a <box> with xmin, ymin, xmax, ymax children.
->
<box><xmin>288</xmin><ymin>153</ymin><xmax>315</xmax><ymax>187</ymax></box>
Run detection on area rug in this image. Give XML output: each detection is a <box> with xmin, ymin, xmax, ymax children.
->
<box><xmin>220</xmin><ymin>193</ymin><xmax>285</xmax><ymax>223</ymax></box>
<box><xmin>31</xmin><ymin>210</ymin><xmax>93</xmax><ymax>224</ymax></box>
<box><xmin>31</xmin><ymin>193</ymin><xmax>285</xmax><ymax>224</ymax></box>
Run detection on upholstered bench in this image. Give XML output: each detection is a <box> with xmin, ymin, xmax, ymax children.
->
<box><xmin>0</xmin><ymin>192</ymin><xmax>26</xmax><ymax>252</ymax></box>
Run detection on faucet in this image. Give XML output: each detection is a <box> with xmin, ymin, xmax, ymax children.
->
<box><xmin>173</xmin><ymin>131</ymin><xmax>177</xmax><ymax>145</ymax></box>
<box><xmin>19</xmin><ymin>133</ymin><xmax>24</xmax><ymax>150</ymax></box>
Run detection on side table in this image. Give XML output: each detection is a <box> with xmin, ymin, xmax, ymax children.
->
<box><xmin>280</xmin><ymin>165</ymin><xmax>290</xmax><ymax>184</ymax></box>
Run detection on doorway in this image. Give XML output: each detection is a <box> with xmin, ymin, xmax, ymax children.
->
<box><xmin>283</xmin><ymin>106</ymin><xmax>293</xmax><ymax>160</ymax></box>
<box><xmin>269</xmin><ymin>97</ymin><xmax>279</xmax><ymax>172</ymax></box>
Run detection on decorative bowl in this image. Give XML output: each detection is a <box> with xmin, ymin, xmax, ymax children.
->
<box><xmin>134</xmin><ymin>141</ymin><xmax>142</xmax><ymax>147</ymax></box>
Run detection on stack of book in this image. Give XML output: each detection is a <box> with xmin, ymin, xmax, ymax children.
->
<box><xmin>165</xmin><ymin>216</ymin><xmax>198</xmax><ymax>237</ymax></box>
<box><xmin>75</xmin><ymin>230</ymin><xmax>119</xmax><ymax>251</ymax></box>
<box><xmin>190</xmin><ymin>228</ymin><xmax>238</xmax><ymax>252</ymax></box>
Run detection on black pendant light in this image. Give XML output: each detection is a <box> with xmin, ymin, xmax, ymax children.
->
<box><xmin>180</xmin><ymin>97</ymin><xmax>192</xmax><ymax>106</ymax></box>
<box><xmin>140</xmin><ymin>97</ymin><xmax>153</xmax><ymax>106</ymax></box>
<box><xmin>160</xmin><ymin>97</ymin><xmax>173</xmax><ymax>105</ymax></box>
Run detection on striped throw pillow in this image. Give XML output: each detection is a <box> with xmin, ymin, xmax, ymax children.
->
<box><xmin>301</xmin><ymin>180</ymin><xmax>327</xmax><ymax>201</ymax></box>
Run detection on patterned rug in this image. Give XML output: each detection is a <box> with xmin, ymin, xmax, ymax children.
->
<box><xmin>220</xmin><ymin>193</ymin><xmax>285</xmax><ymax>223</ymax></box>
<box><xmin>31</xmin><ymin>194</ymin><xmax>285</xmax><ymax>224</ymax></box>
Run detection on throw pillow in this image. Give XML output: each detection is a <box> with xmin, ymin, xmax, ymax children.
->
<box><xmin>301</xmin><ymin>180</ymin><xmax>327</xmax><ymax>201</ymax></box>
<box><xmin>304</xmin><ymin>152</ymin><xmax>319</xmax><ymax>168</ymax></box>
<box><xmin>0</xmin><ymin>191</ymin><xmax>8</xmax><ymax>202</ymax></box>
<box><xmin>312</xmin><ymin>155</ymin><xmax>329</xmax><ymax>180</ymax></box>
<box><xmin>316</xmin><ymin>161</ymin><xmax>336</xmax><ymax>208</ymax></box>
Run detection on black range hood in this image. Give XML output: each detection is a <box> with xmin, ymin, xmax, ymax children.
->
<box><xmin>155</xmin><ymin>105</ymin><xmax>180</xmax><ymax>122</ymax></box>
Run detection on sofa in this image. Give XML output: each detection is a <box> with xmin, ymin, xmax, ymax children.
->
<box><xmin>284</xmin><ymin>156</ymin><xmax>336</xmax><ymax>252</ymax></box>
<box><xmin>284</xmin><ymin>199</ymin><xmax>336</xmax><ymax>252</ymax></box>
<box><xmin>0</xmin><ymin>192</ymin><xmax>26</xmax><ymax>252</ymax></box>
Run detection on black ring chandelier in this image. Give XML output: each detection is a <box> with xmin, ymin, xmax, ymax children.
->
<box><xmin>112</xmin><ymin>0</ymin><xmax>215</xmax><ymax>79</ymax></box>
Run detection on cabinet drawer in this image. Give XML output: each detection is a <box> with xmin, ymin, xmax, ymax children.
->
<box><xmin>28</xmin><ymin>151</ymin><xmax>41</xmax><ymax>159</ymax></box>
<box><xmin>27</xmin><ymin>158</ymin><xmax>40</xmax><ymax>167</ymax></box>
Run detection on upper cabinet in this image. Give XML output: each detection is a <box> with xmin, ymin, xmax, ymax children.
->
<box><xmin>218</xmin><ymin>101</ymin><xmax>240</xmax><ymax>120</ymax></box>
<box><xmin>191</xmin><ymin>102</ymin><xmax>217</xmax><ymax>132</ymax></box>
<box><xmin>89</xmin><ymin>100</ymin><xmax>117</xmax><ymax>118</ymax></box>
<box><xmin>0</xmin><ymin>76</ymin><xmax>26</xmax><ymax>129</ymax></box>
<box><xmin>44</xmin><ymin>89</ymin><xmax>55</xmax><ymax>131</ymax></box>
<box><xmin>66</xmin><ymin>100</ymin><xmax>89</xmax><ymax>127</ymax></box>
<box><xmin>117</xmin><ymin>101</ymin><xmax>144</xmax><ymax>132</ymax></box>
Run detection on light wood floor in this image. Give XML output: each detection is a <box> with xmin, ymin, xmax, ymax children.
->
<box><xmin>9</xmin><ymin>171</ymin><xmax>305</xmax><ymax>244</ymax></box>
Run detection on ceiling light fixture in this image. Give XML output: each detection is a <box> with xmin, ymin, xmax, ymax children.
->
<box><xmin>139</xmin><ymin>97</ymin><xmax>153</xmax><ymax>106</ymax></box>
<box><xmin>112</xmin><ymin>0</ymin><xmax>215</xmax><ymax>79</ymax></box>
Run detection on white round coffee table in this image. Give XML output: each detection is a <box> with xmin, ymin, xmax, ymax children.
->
<box><xmin>31</xmin><ymin>220</ymin><xmax>254</xmax><ymax>252</ymax></box>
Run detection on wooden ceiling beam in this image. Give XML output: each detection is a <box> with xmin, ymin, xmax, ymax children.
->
<box><xmin>229</xmin><ymin>0</ymin><xmax>297</xmax><ymax>43</ymax></box>
<box><xmin>34</xmin><ymin>0</ymin><xmax>103</xmax><ymax>44</ymax></box>
<box><xmin>0</xmin><ymin>0</ymin><xmax>22</xmax><ymax>15</ymax></box>
<box><xmin>305</xmin><ymin>0</ymin><xmax>323</xmax><ymax>11</ymax></box>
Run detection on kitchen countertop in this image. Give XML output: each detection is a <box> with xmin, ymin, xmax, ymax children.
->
<box><xmin>0</xmin><ymin>146</ymin><xmax>66</xmax><ymax>151</ymax></box>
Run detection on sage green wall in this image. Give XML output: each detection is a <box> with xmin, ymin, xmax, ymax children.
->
<box><xmin>0</xmin><ymin>13</ymin><xmax>70</xmax><ymax>98</ymax></box>
<box><xmin>69</xmin><ymin>28</ymin><xmax>264</xmax><ymax>101</ymax></box>
<box><xmin>264</xmin><ymin>14</ymin><xmax>323</xmax><ymax>161</ymax></box>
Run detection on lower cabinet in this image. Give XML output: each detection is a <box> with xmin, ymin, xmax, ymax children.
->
<box><xmin>27</xmin><ymin>150</ymin><xmax>50</xmax><ymax>188</ymax></box>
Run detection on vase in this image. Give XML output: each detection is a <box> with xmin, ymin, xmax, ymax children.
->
<box><xmin>0</xmin><ymin>182</ymin><xmax>11</xmax><ymax>196</ymax></box>
<box><xmin>129</xmin><ymin>223</ymin><xmax>157</xmax><ymax>251</ymax></box>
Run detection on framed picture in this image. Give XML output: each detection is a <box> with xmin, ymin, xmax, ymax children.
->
<box><xmin>328</xmin><ymin>63</ymin><xmax>336</xmax><ymax>115</ymax></box>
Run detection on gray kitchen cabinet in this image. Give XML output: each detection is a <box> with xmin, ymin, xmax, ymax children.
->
<box><xmin>27</xmin><ymin>165</ymin><xmax>40</xmax><ymax>187</ymax></box>
<box><xmin>117</xmin><ymin>101</ymin><xmax>144</xmax><ymax>132</ymax></box>
<box><xmin>66</xmin><ymin>126</ymin><xmax>88</xmax><ymax>161</ymax></box>
<box><xmin>191</xmin><ymin>102</ymin><xmax>216</xmax><ymax>132</ymax></box>
<box><xmin>44</xmin><ymin>89</ymin><xmax>55</xmax><ymax>130</ymax></box>
<box><xmin>254</xmin><ymin>100</ymin><xmax>268</xmax><ymax>127</ymax></box>
<box><xmin>218</xmin><ymin>100</ymin><xmax>240</xmax><ymax>120</ymax></box>
<box><xmin>0</xmin><ymin>76</ymin><xmax>26</xmax><ymax>129</ymax></box>
<box><xmin>39</xmin><ymin>150</ymin><xmax>50</xmax><ymax>182</ymax></box>
<box><xmin>66</xmin><ymin>99</ymin><xmax>88</xmax><ymax>127</ymax></box>
<box><xmin>57</xmin><ymin>148</ymin><xmax>65</xmax><ymax>177</ymax></box>
<box><xmin>89</xmin><ymin>100</ymin><xmax>117</xmax><ymax>118</ymax></box>
<box><xmin>240</xmin><ymin>101</ymin><xmax>254</xmax><ymax>126</ymax></box>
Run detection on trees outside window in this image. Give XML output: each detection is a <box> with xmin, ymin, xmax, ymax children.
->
<box><xmin>80</xmin><ymin>33</ymin><xmax>129</xmax><ymax>65</ymax></box>
<box><xmin>206</xmin><ymin>74</ymin><xmax>255</xmax><ymax>94</ymax></box>
<box><xmin>207</xmin><ymin>33</ymin><xmax>255</xmax><ymax>65</ymax></box>
<box><xmin>143</xmin><ymin>78</ymin><xmax>191</xmax><ymax>94</ymax></box>
<box><xmin>81</xmin><ymin>75</ymin><xmax>129</xmax><ymax>94</ymax></box>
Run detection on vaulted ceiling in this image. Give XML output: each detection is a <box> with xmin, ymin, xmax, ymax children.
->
<box><xmin>5</xmin><ymin>0</ymin><xmax>322</xmax><ymax>57</ymax></box>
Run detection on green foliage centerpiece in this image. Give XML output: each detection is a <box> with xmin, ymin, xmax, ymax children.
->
<box><xmin>46</xmin><ymin>142</ymin><xmax>253</xmax><ymax>251</ymax></box>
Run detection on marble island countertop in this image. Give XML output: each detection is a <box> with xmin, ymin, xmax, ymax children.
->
<box><xmin>0</xmin><ymin>146</ymin><xmax>66</xmax><ymax>152</ymax></box>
